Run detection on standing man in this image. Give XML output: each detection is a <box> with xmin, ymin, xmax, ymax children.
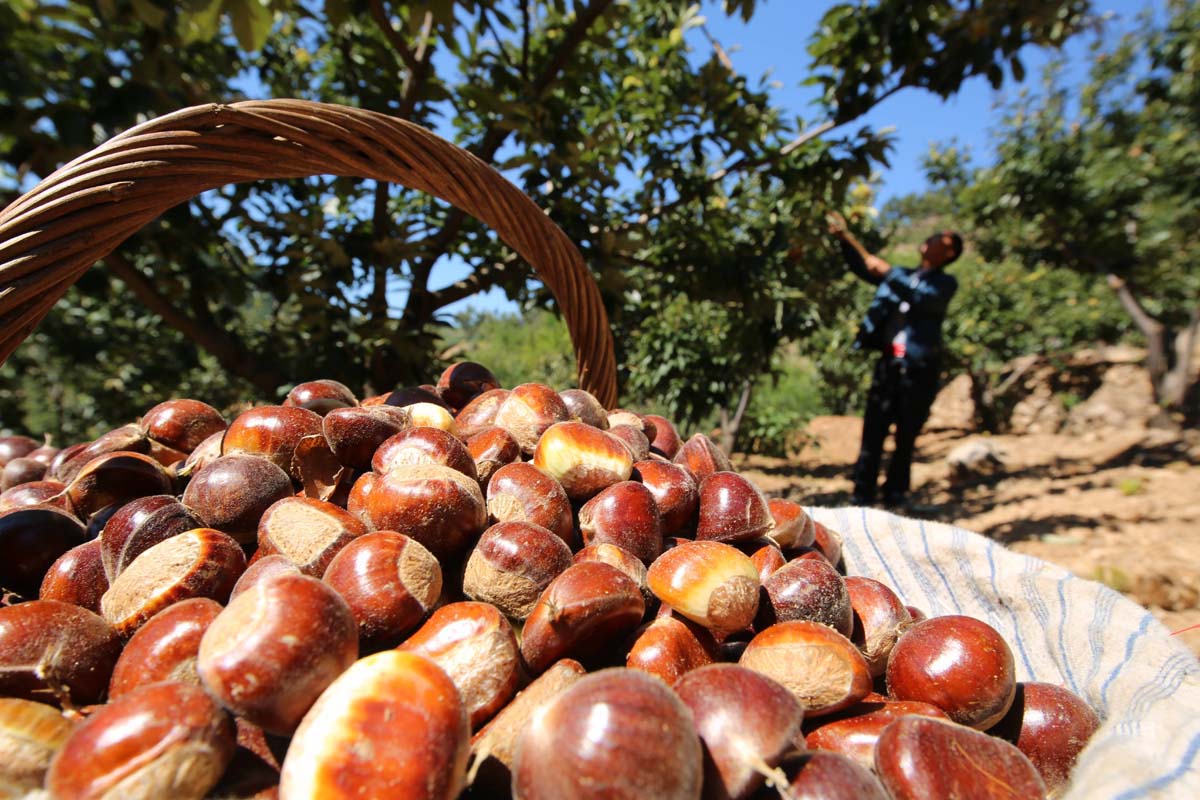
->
<box><xmin>828</xmin><ymin>212</ymin><xmax>963</xmax><ymax>509</ymax></box>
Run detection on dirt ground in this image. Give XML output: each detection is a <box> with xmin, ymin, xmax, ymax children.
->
<box><xmin>736</xmin><ymin>415</ymin><xmax>1200</xmax><ymax>657</ymax></box>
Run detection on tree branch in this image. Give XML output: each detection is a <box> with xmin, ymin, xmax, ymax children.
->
<box><xmin>1108</xmin><ymin>273</ymin><xmax>1170</xmax><ymax>395</ymax></box>
<box><xmin>369</xmin><ymin>0</ymin><xmax>420</xmax><ymax>74</ymax></box>
<box><xmin>103</xmin><ymin>251</ymin><xmax>287</xmax><ymax>396</ymax></box>
<box><xmin>427</xmin><ymin>254</ymin><xmax>521</xmax><ymax>310</ymax></box>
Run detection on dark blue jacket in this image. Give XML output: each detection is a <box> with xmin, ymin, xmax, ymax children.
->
<box><xmin>841</xmin><ymin>241</ymin><xmax>957</xmax><ymax>365</ymax></box>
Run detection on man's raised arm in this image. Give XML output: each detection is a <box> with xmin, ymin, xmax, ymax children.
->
<box><xmin>827</xmin><ymin>212</ymin><xmax>891</xmax><ymax>285</ymax></box>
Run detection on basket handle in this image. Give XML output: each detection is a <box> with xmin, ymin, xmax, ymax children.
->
<box><xmin>0</xmin><ymin>100</ymin><xmax>618</xmax><ymax>408</ymax></box>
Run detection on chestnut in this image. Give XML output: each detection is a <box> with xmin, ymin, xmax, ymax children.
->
<box><xmin>0</xmin><ymin>435</ymin><xmax>39</xmax><ymax>467</ymax></box>
<box><xmin>844</xmin><ymin>576</ymin><xmax>912</xmax><ymax>677</ymax></box>
<box><xmin>321</xmin><ymin>404</ymin><xmax>410</xmax><ymax>471</ymax></box>
<box><xmin>372</xmin><ymin>426</ymin><xmax>477</xmax><ymax>480</ymax></box>
<box><xmin>256</xmin><ymin>496</ymin><xmax>367</xmax><ymax>576</ymax></box>
<box><xmin>140</xmin><ymin>398</ymin><xmax>227</xmax><ymax>453</ymax></box>
<box><xmin>625</xmin><ymin>613</ymin><xmax>719</xmax><ymax>685</ymax></box>
<box><xmin>558</xmin><ymin>388</ymin><xmax>609</xmax><ymax>429</ymax></box>
<box><xmin>462</xmin><ymin>521</ymin><xmax>572</xmax><ymax>621</ymax></box>
<box><xmin>0</xmin><ymin>697</ymin><xmax>74</xmax><ymax>793</ymax></box>
<box><xmin>182</xmin><ymin>454</ymin><xmax>295</xmax><ymax>544</ymax></box>
<box><xmin>607</xmin><ymin>423</ymin><xmax>651</xmax><ymax>461</ymax></box>
<box><xmin>65</xmin><ymin>450</ymin><xmax>173</xmax><ymax>520</ymax></box>
<box><xmin>230</xmin><ymin>553</ymin><xmax>303</xmax><ymax>600</ymax></box>
<box><xmin>485</xmin><ymin>462</ymin><xmax>574</xmax><ymax>544</ymax></box>
<box><xmin>53</xmin><ymin>425</ymin><xmax>152</xmax><ymax>485</ymax></box>
<box><xmin>100</xmin><ymin>494</ymin><xmax>202</xmax><ymax>581</ymax></box>
<box><xmin>1</xmin><ymin>456</ymin><xmax>45</xmax><ymax>491</ymax></box>
<box><xmin>466</xmin><ymin>427</ymin><xmax>522</xmax><ymax>488</ymax></box>
<box><xmin>0</xmin><ymin>506</ymin><xmax>86</xmax><ymax>598</ymax></box>
<box><xmin>766</xmin><ymin>751</ymin><xmax>890</xmax><ymax>800</ymax></box>
<box><xmin>803</xmin><ymin>699</ymin><xmax>949</xmax><ymax>771</ymax></box>
<box><xmin>175</xmin><ymin>430</ymin><xmax>224</xmax><ymax>479</ymax></box>
<box><xmin>401</xmin><ymin>401</ymin><xmax>459</xmax><ymax>434</ymax></box>
<box><xmin>756</xmin><ymin>557</ymin><xmax>853</xmax><ymax>636</ymax></box>
<box><xmin>399</xmin><ymin>601</ymin><xmax>521</xmax><ymax>730</ymax></box>
<box><xmin>46</xmin><ymin>442</ymin><xmax>88</xmax><ymax>482</ymax></box>
<box><xmin>456</xmin><ymin>388</ymin><xmax>512</xmax><ymax>440</ymax></box>
<box><xmin>695</xmin><ymin>471</ymin><xmax>774</xmax><ymax>544</ymax></box>
<box><xmin>674</xmin><ymin>663</ymin><xmax>805</xmax><ymax>800</ymax></box>
<box><xmin>739</xmin><ymin>621</ymin><xmax>872</xmax><ymax>717</ymax></box>
<box><xmin>673</xmin><ymin>433</ymin><xmax>732</xmax><ymax>482</ymax></box>
<box><xmin>493</xmin><ymin>383</ymin><xmax>571</xmax><ymax>455</ymax></box>
<box><xmin>766</xmin><ymin>498</ymin><xmax>816</xmax><ymax>549</ymax></box>
<box><xmin>886</xmin><ymin>615</ymin><xmax>1017</xmax><ymax>729</ymax></box>
<box><xmin>531</xmin><ymin>422</ymin><xmax>633</xmax><ymax>501</ymax></box>
<box><xmin>512</xmin><ymin>668</ymin><xmax>703</xmax><ymax>800</ymax></box>
<box><xmin>0</xmin><ymin>479</ymin><xmax>69</xmax><ymax>512</ymax></box>
<box><xmin>100</xmin><ymin>528</ymin><xmax>246</xmax><ymax>636</ymax></box>
<box><xmin>356</xmin><ymin>463</ymin><xmax>486</xmax><ymax>561</ymax></box>
<box><xmin>0</xmin><ymin>600</ymin><xmax>122</xmax><ymax>707</ymax></box>
<box><xmin>386</xmin><ymin>384</ymin><xmax>450</xmax><ymax>410</ymax></box>
<box><xmin>811</xmin><ymin>521</ymin><xmax>844</xmax><ymax>569</ymax></box>
<box><xmin>645</xmin><ymin>414</ymin><xmax>683</xmax><ymax>459</ymax></box>
<box><xmin>107</xmin><ymin>597</ymin><xmax>223</xmax><ymax>699</ymax></box>
<box><xmin>607</xmin><ymin>409</ymin><xmax>654</xmax><ymax>438</ymax></box>
<box><xmin>39</xmin><ymin>539</ymin><xmax>107</xmax><ymax>613</ymax></box>
<box><xmin>284</xmin><ymin>379</ymin><xmax>358</xmax><ymax>415</ymax></box>
<box><xmin>520</xmin><ymin>562</ymin><xmax>645</xmax><ymax>675</ymax></box>
<box><xmin>736</xmin><ymin>537</ymin><xmax>786</xmax><ymax>582</ymax></box>
<box><xmin>874</xmin><ymin>715</ymin><xmax>1047</xmax><ymax>799</ymax></box>
<box><xmin>45</xmin><ymin>681</ymin><xmax>236</xmax><ymax>800</ymax></box>
<box><xmin>222</xmin><ymin>405</ymin><xmax>324</xmax><ymax>480</ymax></box>
<box><xmin>573</xmin><ymin>542</ymin><xmax>653</xmax><ymax>610</ymax></box>
<box><xmin>469</xmin><ymin>659</ymin><xmax>586</xmax><ymax>795</ymax></box>
<box><xmin>987</xmin><ymin>681</ymin><xmax>1101</xmax><ymax>792</ymax></box>
<box><xmin>279</xmin><ymin>650</ymin><xmax>470</xmax><ymax>800</ymax></box>
<box><xmin>646</xmin><ymin>540</ymin><xmax>760</xmax><ymax>636</ymax></box>
<box><xmin>438</xmin><ymin>361</ymin><xmax>501</xmax><ymax>413</ymax></box>
<box><xmin>632</xmin><ymin>459</ymin><xmax>699</xmax><ymax>536</ymax></box>
<box><xmin>578</xmin><ymin>480</ymin><xmax>663</xmax><ymax>566</ymax></box>
<box><xmin>198</xmin><ymin>572</ymin><xmax>358</xmax><ymax>735</ymax></box>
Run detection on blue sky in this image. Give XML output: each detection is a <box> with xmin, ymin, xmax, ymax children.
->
<box><xmin>441</xmin><ymin>0</ymin><xmax>1161</xmax><ymax>316</ymax></box>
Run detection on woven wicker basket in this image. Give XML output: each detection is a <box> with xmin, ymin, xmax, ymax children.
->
<box><xmin>0</xmin><ymin>99</ymin><xmax>618</xmax><ymax>407</ymax></box>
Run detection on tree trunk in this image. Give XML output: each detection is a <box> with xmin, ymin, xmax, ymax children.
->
<box><xmin>966</xmin><ymin>367</ymin><xmax>1000</xmax><ymax>433</ymax></box>
<box><xmin>1107</xmin><ymin>275</ymin><xmax>1196</xmax><ymax>411</ymax></box>
<box><xmin>718</xmin><ymin>379</ymin><xmax>753</xmax><ymax>456</ymax></box>
<box><xmin>1160</xmin><ymin>307</ymin><xmax>1200</xmax><ymax>412</ymax></box>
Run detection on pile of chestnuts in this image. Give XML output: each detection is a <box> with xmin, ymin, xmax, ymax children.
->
<box><xmin>0</xmin><ymin>362</ymin><xmax>1102</xmax><ymax>799</ymax></box>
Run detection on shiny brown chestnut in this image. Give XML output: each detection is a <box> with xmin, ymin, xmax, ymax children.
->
<box><xmin>356</xmin><ymin>463</ymin><xmax>486</xmax><ymax>561</ymax></box>
<box><xmin>1</xmin><ymin>457</ymin><xmax>45</xmax><ymax>491</ymax></box>
<box><xmin>100</xmin><ymin>494</ymin><xmax>202</xmax><ymax>581</ymax></box>
<box><xmin>66</xmin><ymin>451</ymin><xmax>173</xmax><ymax>520</ymax></box>
<box><xmin>532</xmin><ymin>422</ymin><xmax>633</xmax><ymax>501</ymax></box>
<box><xmin>0</xmin><ymin>479</ymin><xmax>69</xmax><ymax>512</ymax></box>
<box><xmin>625</xmin><ymin>613</ymin><xmax>720</xmax><ymax>685</ymax></box>
<box><xmin>766</xmin><ymin>498</ymin><xmax>816</xmax><ymax>549</ymax></box>
<box><xmin>107</xmin><ymin>597</ymin><xmax>224</xmax><ymax>700</ymax></box>
<box><xmin>493</xmin><ymin>383</ymin><xmax>571</xmax><ymax>455</ymax></box>
<box><xmin>558</xmin><ymin>388</ymin><xmax>609</xmax><ymax>429</ymax></box>
<box><xmin>199</xmin><ymin>572</ymin><xmax>358</xmax><ymax>735</ymax></box>
<box><xmin>57</xmin><ymin>425</ymin><xmax>152</xmax><ymax>484</ymax></box>
<box><xmin>256</xmin><ymin>496</ymin><xmax>367</xmax><ymax>577</ymax></box>
<box><xmin>674</xmin><ymin>663</ymin><xmax>805</xmax><ymax>800</ymax></box>
<box><xmin>736</xmin><ymin>538</ymin><xmax>786</xmax><ymax>582</ymax></box>
<box><xmin>987</xmin><ymin>681</ymin><xmax>1101</xmax><ymax>792</ymax></box>
<box><xmin>573</xmin><ymin>542</ymin><xmax>653</xmax><ymax>610</ymax></box>
<box><xmin>765</xmin><ymin>751</ymin><xmax>890</xmax><ymax>800</ymax></box>
<box><xmin>321</xmin><ymin>531</ymin><xmax>442</xmax><ymax>649</ymax></box>
<box><xmin>322</xmin><ymin>405</ymin><xmax>410</xmax><ymax>470</ymax></box>
<box><xmin>485</xmin><ymin>461</ymin><xmax>574</xmax><ymax>544</ymax></box>
<box><xmin>740</xmin><ymin>621</ymin><xmax>873</xmax><ymax>717</ymax></box>
<box><xmin>45</xmin><ymin>680</ymin><xmax>237</xmax><ymax>800</ymax></box>
<box><xmin>229</xmin><ymin>553</ymin><xmax>303</xmax><ymax>601</ymax></box>
<box><xmin>695</xmin><ymin>471</ymin><xmax>774</xmax><ymax>544</ymax></box>
<box><xmin>372</xmin><ymin>426</ymin><xmax>477</xmax><ymax>479</ymax></box>
<box><xmin>756</xmin><ymin>557</ymin><xmax>853</xmax><ymax>636</ymax></box>
<box><xmin>466</xmin><ymin>427</ymin><xmax>522</xmax><ymax>489</ymax></box>
<box><xmin>27</xmin><ymin>443</ymin><xmax>61</xmax><ymax>466</ymax></box>
<box><xmin>402</xmin><ymin>401</ymin><xmax>461</xmax><ymax>434</ymax></box>
<box><xmin>578</xmin><ymin>480</ymin><xmax>663</xmax><ymax>566</ymax></box>
<box><xmin>875</xmin><ymin>715</ymin><xmax>1047</xmax><ymax>799</ymax></box>
<box><xmin>462</xmin><ymin>521</ymin><xmax>573</xmax><ymax>621</ymax></box>
<box><xmin>844</xmin><ymin>575</ymin><xmax>912</xmax><ymax>677</ymax></box>
<box><xmin>454</xmin><ymin>388</ymin><xmax>511</xmax><ymax>439</ymax></box>
<box><xmin>0</xmin><ymin>506</ymin><xmax>86</xmax><ymax>598</ymax></box>
<box><xmin>284</xmin><ymin>379</ymin><xmax>358</xmax><ymax>415</ymax></box>
<box><xmin>279</xmin><ymin>650</ymin><xmax>470</xmax><ymax>800</ymax></box>
<box><xmin>39</xmin><ymin>539</ymin><xmax>107</xmax><ymax>613</ymax></box>
<box><xmin>644</xmin><ymin>414</ymin><xmax>683</xmax><ymax>459</ymax></box>
<box><xmin>223</xmin><ymin>405</ymin><xmax>324</xmax><ymax>481</ymax></box>
<box><xmin>386</xmin><ymin>384</ymin><xmax>450</xmax><ymax>410</ymax></box>
<box><xmin>0</xmin><ymin>435</ymin><xmax>39</xmax><ymax>467</ymax></box>
<box><xmin>0</xmin><ymin>600</ymin><xmax>122</xmax><ymax>707</ymax></box>
<box><xmin>182</xmin><ymin>454</ymin><xmax>295</xmax><ymax>544</ymax></box>
<box><xmin>521</xmin><ymin>562</ymin><xmax>645</xmax><ymax>675</ymax></box>
<box><xmin>469</xmin><ymin>659</ymin><xmax>587</xmax><ymax>795</ymax></box>
<box><xmin>0</xmin><ymin>697</ymin><xmax>75</xmax><ymax>794</ymax></box>
<box><xmin>673</xmin><ymin>433</ymin><xmax>732</xmax><ymax>482</ymax></box>
<box><xmin>607</xmin><ymin>409</ymin><xmax>655</xmax><ymax>439</ymax></box>
<box><xmin>607</xmin><ymin>423</ymin><xmax>651</xmax><ymax>462</ymax></box>
<box><xmin>512</xmin><ymin>668</ymin><xmax>703</xmax><ymax>800</ymax></box>
<box><xmin>46</xmin><ymin>442</ymin><xmax>88</xmax><ymax>482</ymax></box>
<box><xmin>886</xmin><ymin>615</ymin><xmax>1017</xmax><ymax>730</ymax></box>
<box><xmin>633</xmin><ymin>459</ymin><xmax>699</xmax><ymax>536</ymax></box>
<box><xmin>141</xmin><ymin>398</ymin><xmax>228</xmax><ymax>453</ymax></box>
<box><xmin>438</xmin><ymin>361</ymin><xmax>501</xmax><ymax>413</ymax></box>
<box><xmin>803</xmin><ymin>699</ymin><xmax>949</xmax><ymax>771</ymax></box>
<box><xmin>100</xmin><ymin>528</ymin><xmax>246</xmax><ymax>636</ymax></box>
<box><xmin>400</xmin><ymin>601</ymin><xmax>521</xmax><ymax>730</ymax></box>
<box><xmin>647</xmin><ymin>540</ymin><xmax>760</xmax><ymax>637</ymax></box>
<box><xmin>812</xmin><ymin>520</ymin><xmax>844</xmax><ymax>568</ymax></box>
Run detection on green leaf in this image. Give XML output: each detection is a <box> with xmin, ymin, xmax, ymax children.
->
<box><xmin>230</xmin><ymin>0</ymin><xmax>274</xmax><ymax>52</ymax></box>
<box><xmin>130</xmin><ymin>0</ymin><xmax>168</xmax><ymax>29</ymax></box>
<box><xmin>178</xmin><ymin>0</ymin><xmax>224</xmax><ymax>45</ymax></box>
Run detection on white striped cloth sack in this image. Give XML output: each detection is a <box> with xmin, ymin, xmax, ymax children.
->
<box><xmin>808</xmin><ymin>506</ymin><xmax>1200</xmax><ymax>799</ymax></box>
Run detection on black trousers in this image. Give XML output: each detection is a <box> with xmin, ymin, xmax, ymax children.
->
<box><xmin>852</xmin><ymin>356</ymin><xmax>941</xmax><ymax>502</ymax></box>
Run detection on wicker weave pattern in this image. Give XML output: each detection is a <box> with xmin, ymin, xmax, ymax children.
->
<box><xmin>0</xmin><ymin>100</ymin><xmax>617</xmax><ymax>407</ymax></box>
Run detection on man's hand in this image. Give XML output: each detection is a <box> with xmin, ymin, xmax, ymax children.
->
<box><xmin>1107</xmin><ymin>273</ymin><xmax>1127</xmax><ymax>291</ymax></box>
<box><xmin>826</xmin><ymin>211</ymin><xmax>848</xmax><ymax>238</ymax></box>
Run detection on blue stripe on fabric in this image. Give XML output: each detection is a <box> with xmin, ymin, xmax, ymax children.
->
<box><xmin>1118</xmin><ymin>653</ymin><xmax>1194</xmax><ymax>735</ymax></box>
<box><xmin>882</xmin><ymin>511</ymin><xmax>944</xmax><ymax>616</ymax></box>
<box><xmin>918</xmin><ymin>519</ymin><xmax>963</xmax><ymax>614</ymax></box>
<box><xmin>1055</xmin><ymin>575</ymin><xmax>1082</xmax><ymax>696</ymax></box>
<box><xmin>851</xmin><ymin>507</ymin><xmax>902</xmax><ymax>594</ymax></box>
<box><xmin>1101</xmin><ymin>614</ymin><xmax>1153</xmax><ymax>708</ymax></box>
<box><xmin>1110</xmin><ymin>728</ymin><xmax>1200</xmax><ymax>800</ymax></box>
<box><xmin>986</xmin><ymin>538</ymin><xmax>1037</xmax><ymax>679</ymax></box>
<box><xmin>1085</xmin><ymin>587</ymin><xmax>1119</xmax><ymax>695</ymax></box>
<box><xmin>1019</xmin><ymin>571</ymin><xmax>1056</xmax><ymax>678</ymax></box>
